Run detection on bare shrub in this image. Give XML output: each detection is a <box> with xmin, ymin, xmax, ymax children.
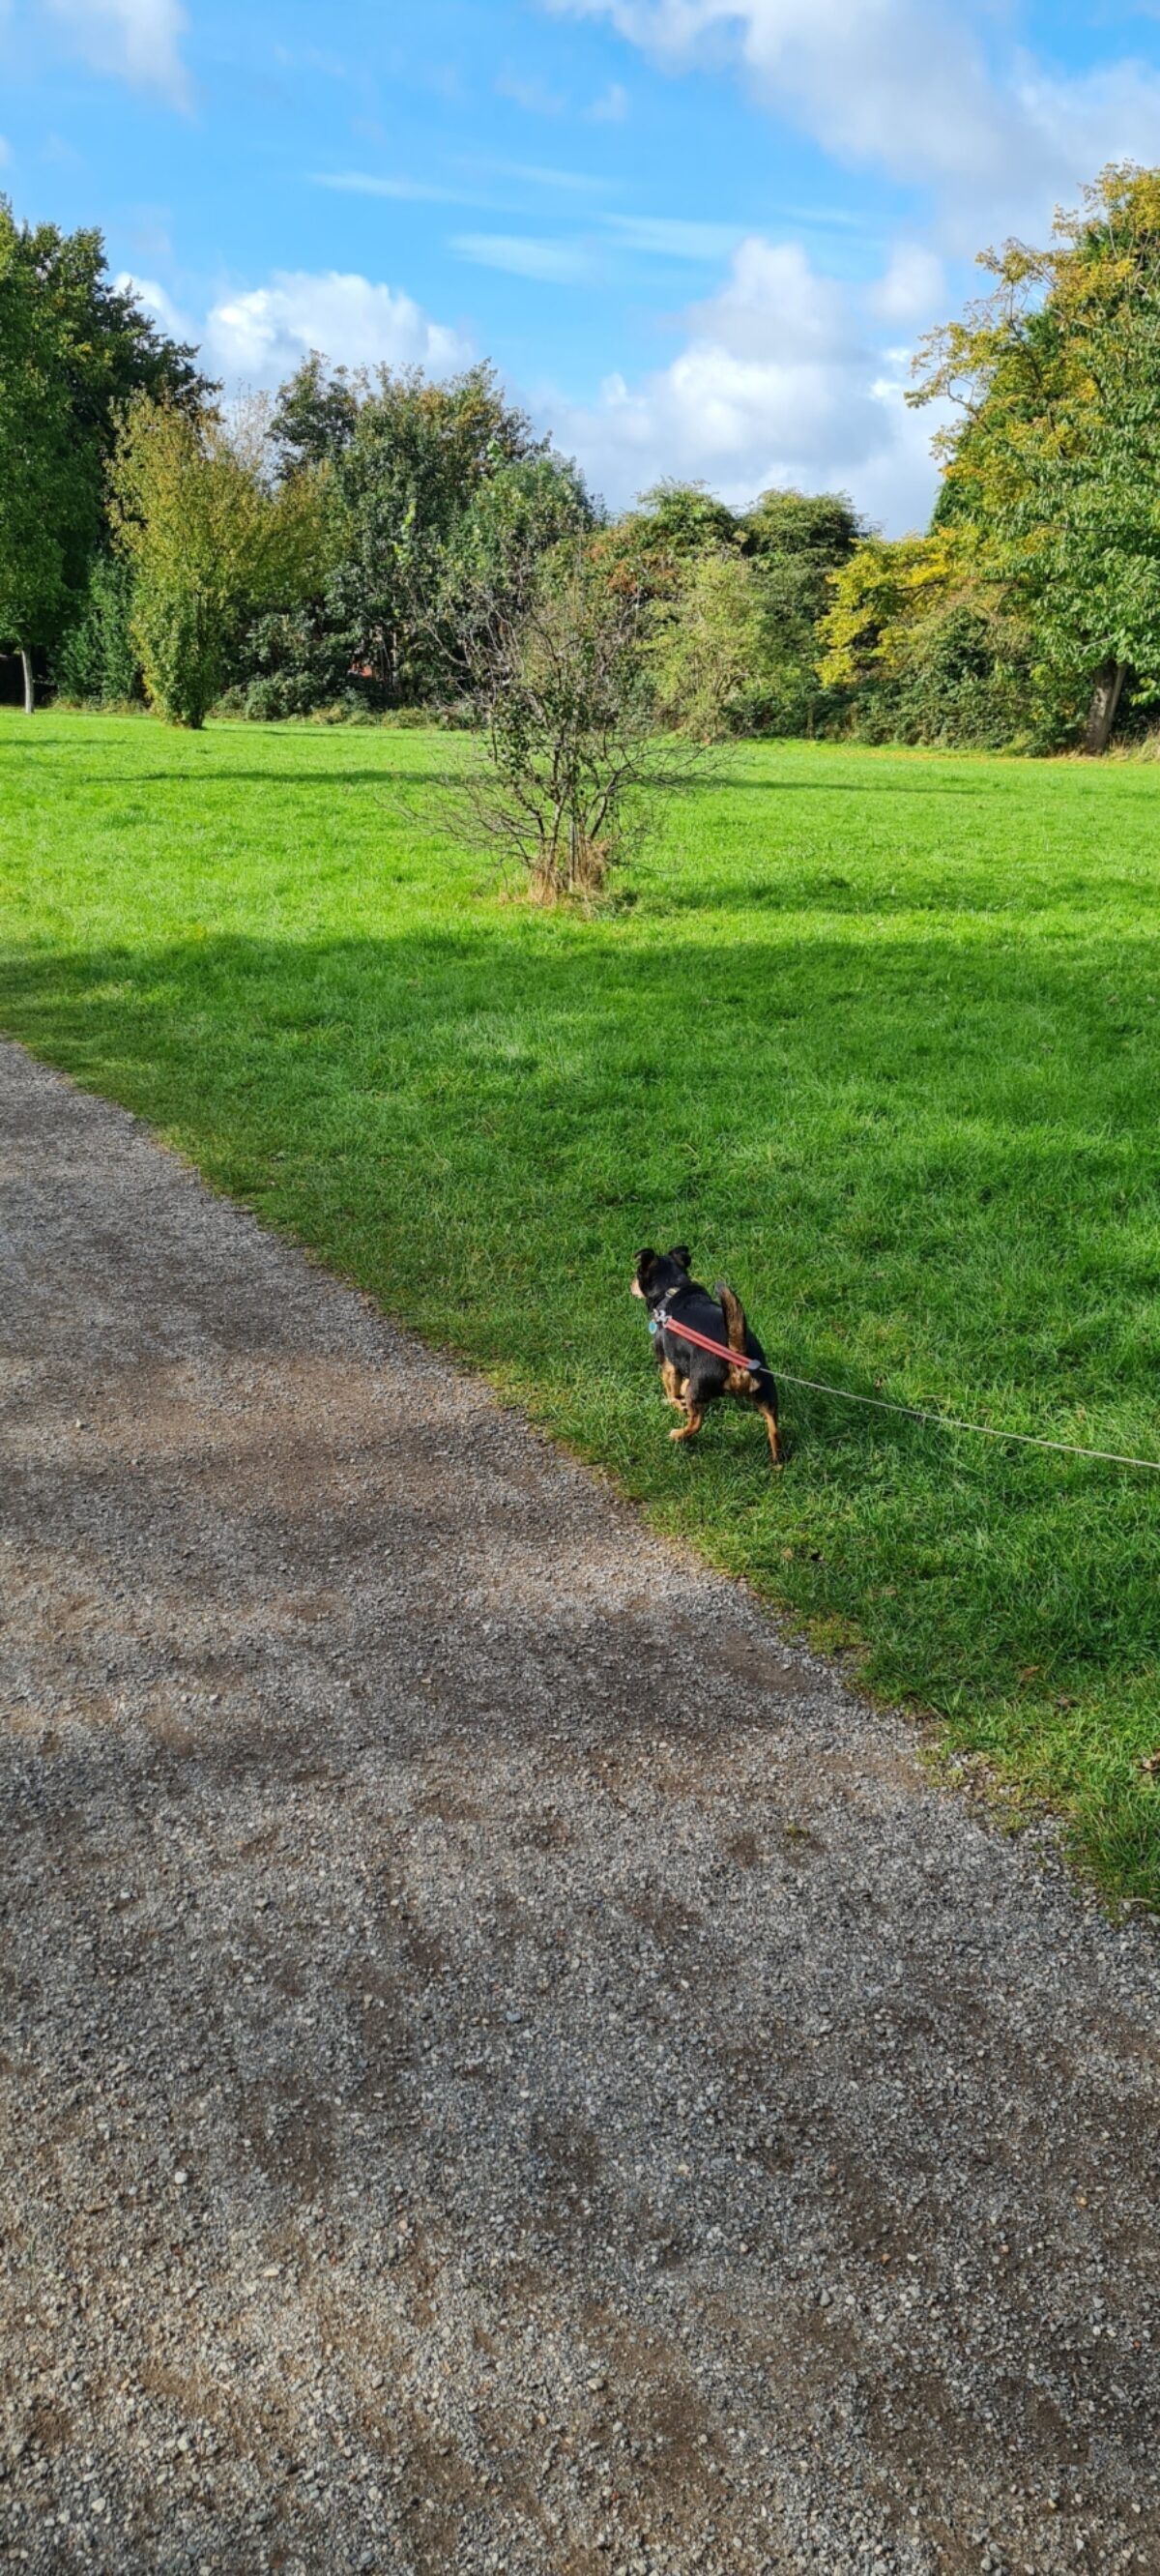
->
<box><xmin>451</xmin><ymin>544</ymin><xmax>678</xmax><ymax>903</ymax></box>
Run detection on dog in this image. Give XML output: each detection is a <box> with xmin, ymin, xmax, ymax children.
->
<box><xmin>631</xmin><ymin>1245</ymin><xmax>782</xmax><ymax>1464</ymax></box>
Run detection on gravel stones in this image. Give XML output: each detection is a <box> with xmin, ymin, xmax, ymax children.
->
<box><xmin>1</xmin><ymin>1039</ymin><xmax>1159</xmax><ymax>2575</ymax></box>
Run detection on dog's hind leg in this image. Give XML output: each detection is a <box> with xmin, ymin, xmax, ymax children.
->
<box><xmin>670</xmin><ymin>1404</ymin><xmax>705</xmax><ymax>1444</ymax></box>
<box><xmin>759</xmin><ymin>1401</ymin><xmax>782</xmax><ymax>1466</ymax></box>
<box><xmin>660</xmin><ymin>1358</ymin><xmax>687</xmax><ymax>1412</ymax></box>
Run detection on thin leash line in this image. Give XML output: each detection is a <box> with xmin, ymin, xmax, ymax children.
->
<box><xmin>653</xmin><ymin>1304</ymin><xmax>1160</xmax><ymax>1474</ymax></box>
<box><xmin>773</xmin><ymin>1367</ymin><xmax>1160</xmax><ymax>1475</ymax></box>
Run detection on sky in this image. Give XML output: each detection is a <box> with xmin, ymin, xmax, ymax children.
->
<box><xmin>6</xmin><ymin>1</ymin><xmax>1160</xmax><ymax>531</ymax></box>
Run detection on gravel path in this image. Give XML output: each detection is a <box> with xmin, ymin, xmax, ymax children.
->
<box><xmin>1</xmin><ymin>1038</ymin><xmax>1158</xmax><ymax>2576</ymax></box>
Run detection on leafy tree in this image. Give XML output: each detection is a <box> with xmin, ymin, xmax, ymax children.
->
<box><xmin>817</xmin><ymin>527</ymin><xmax>1033</xmax><ymax>747</ymax></box>
<box><xmin>327</xmin><ymin>363</ymin><xmax>552</xmax><ymax>702</ymax></box>
<box><xmin>0</xmin><ymin>371</ymin><xmax>69</xmax><ymax>710</ymax></box>
<box><xmin>912</xmin><ymin>163</ymin><xmax>1160</xmax><ymax>751</ymax></box>
<box><xmin>234</xmin><ymin>354</ymin><xmax>364</xmax><ymax>715</ymax></box>
<box><xmin>595</xmin><ymin>481</ymin><xmax>741</xmax><ymax>602</ymax></box>
<box><xmin>597</xmin><ymin>483</ymin><xmax>755</xmax><ymax>740</ymax></box>
<box><xmin>229</xmin><ymin>362</ymin><xmax>594</xmax><ymax>718</ymax></box>
<box><xmin>740</xmin><ymin>487</ymin><xmax>865</xmax><ymax>735</ymax></box>
<box><xmin>601</xmin><ymin>481</ymin><xmax>862</xmax><ymax>738</ymax></box>
<box><xmin>651</xmin><ymin>549</ymin><xmax>767</xmax><ymax>739</ymax></box>
<box><xmin>109</xmin><ymin>398</ymin><xmax>326</xmax><ymax>726</ymax></box>
<box><xmin>818</xmin><ymin>529</ymin><xmax>972</xmax><ymax>691</ymax></box>
<box><xmin>228</xmin><ymin>603</ymin><xmax>358</xmax><ymax>722</ymax></box>
<box><xmin>267</xmin><ymin>352</ymin><xmax>362</xmax><ymax>479</ymax></box>
<box><xmin>0</xmin><ymin>199</ymin><xmax>210</xmax><ymax>708</ymax></box>
<box><xmin>451</xmin><ymin>454</ymin><xmax>595</xmax><ymax>611</ymax></box>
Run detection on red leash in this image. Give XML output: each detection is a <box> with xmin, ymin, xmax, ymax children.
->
<box><xmin>657</xmin><ymin>1313</ymin><xmax>763</xmax><ymax>1373</ymax></box>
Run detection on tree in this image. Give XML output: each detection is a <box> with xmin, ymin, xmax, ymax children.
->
<box><xmin>817</xmin><ymin>527</ymin><xmax>1032</xmax><ymax>747</ymax></box>
<box><xmin>599</xmin><ymin>481</ymin><xmax>863</xmax><ymax>739</ymax></box>
<box><xmin>267</xmin><ymin>351</ymin><xmax>362</xmax><ymax>478</ymax></box>
<box><xmin>596</xmin><ymin>483</ymin><xmax>755</xmax><ymax>739</ymax></box>
<box><xmin>0</xmin><ymin>383</ymin><xmax>68</xmax><ymax>711</ymax></box>
<box><xmin>227</xmin><ymin>360</ymin><xmax>595</xmax><ymax>719</ymax></box>
<box><xmin>109</xmin><ymin>398</ymin><xmax>326</xmax><ymax>726</ymax></box>
<box><xmin>911</xmin><ymin>163</ymin><xmax>1160</xmax><ymax>751</ymax></box>
<box><xmin>0</xmin><ymin>219</ymin><xmax>85</xmax><ymax>707</ymax></box>
<box><xmin>818</xmin><ymin>529</ymin><xmax>974</xmax><ymax>691</ymax></box>
<box><xmin>651</xmin><ymin>549</ymin><xmax>767</xmax><ymax>740</ymax></box>
<box><xmin>450</xmin><ymin>453</ymin><xmax>594</xmax><ymax>612</ymax></box>
<box><xmin>55</xmin><ymin>554</ymin><xmax>141</xmax><ymax>706</ymax></box>
<box><xmin>595</xmin><ymin>481</ymin><xmax>741</xmax><ymax>605</ymax></box>
<box><xmin>452</xmin><ymin>543</ymin><xmax>661</xmax><ymax>902</ymax></box>
<box><xmin>0</xmin><ymin>199</ymin><xmax>210</xmax><ymax>708</ymax></box>
<box><xmin>740</xmin><ymin>487</ymin><xmax>865</xmax><ymax>735</ymax></box>
<box><xmin>326</xmin><ymin>363</ymin><xmax>553</xmax><ymax>703</ymax></box>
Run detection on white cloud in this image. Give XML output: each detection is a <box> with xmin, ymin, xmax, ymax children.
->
<box><xmin>605</xmin><ymin>214</ymin><xmax>742</xmax><ymax>259</ymax></box>
<box><xmin>203</xmin><ymin>271</ymin><xmax>472</xmax><ymax>386</ymax></box>
<box><xmin>868</xmin><ymin>242</ymin><xmax>945</xmax><ymax>325</ymax></box>
<box><xmin>114</xmin><ymin>270</ymin><xmax>194</xmax><ymax>341</ymax></box>
<box><xmin>543</xmin><ymin>234</ymin><xmax>946</xmax><ymax>531</ymax></box>
<box><xmin>550</xmin><ymin>0</ymin><xmax>1015</xmax><ymax>191</ymax></box>
<box><xmin>309</xmin><ymin>171</ymin><xmax>478</xmax><ymax>206</ymax></box>
<box><xmin>452</xmin><ymin>233</ymin><xmax>594</xmax><ymax>283</ymax></box>
<box><xmin>477</xmin><ymin>158</ymin><xmax>611</xmax><ymax>192</ymax></box>
<box><xmin>46</xmin><ymin>0</ymin><xmax>190</xmax><ymax>108</ymax></box>
<box><xmin>589</xmin><ymin>79</ymin><xmax>629</xmax><ymax>120</ymax></box>
<box><xmin>1013</xmin><ymin>56</ymin><xmax>1160</xmax><ymax>197</ymax></box>
<box><xmin>549</xmin><ymin>0</ymin><xmax>1160</xmax><ymax>237</ymax></box>
<box><xmin>0</xmin><ymin>135</ymin><xmax>10</xmax><ymax>166</ymax></box>
<box><xmin>849</xmin><ymin>368</ymin><xmax>948</xmax><ymax>535</ymax></box>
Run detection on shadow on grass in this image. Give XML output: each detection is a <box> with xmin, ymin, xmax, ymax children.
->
<box><xmin>38</xmin><ymin>768</ymin><xmax>472</xmax><ymax>794</ymax></box>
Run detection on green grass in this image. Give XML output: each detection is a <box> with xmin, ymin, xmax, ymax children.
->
<box><xmin>3</xmin><ymin>710</ymin><xmax>1160</xmax><ymax>1902</ymax></box>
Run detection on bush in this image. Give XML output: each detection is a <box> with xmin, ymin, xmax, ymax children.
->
<box><xmin>231</xmin><ymin>604</ymin><xmax>362</xmax><ymax>720</ymax></box>
<box><xmin>54</xmin><ymin>555</ymin><xmax>142</xmax><ymax>705</ymax></box>
<box><xmin>454</xmin><ymin>545</ymin><xmax>662</xmax><ymax>901</ymax></box>
<box><xmin>849</xmin><ymin>602</ymin><xmax>1037</xmax><ymax>750</ymax></box>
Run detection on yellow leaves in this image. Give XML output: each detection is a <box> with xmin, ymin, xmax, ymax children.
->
<box><xmin>816</xmin><ymin>527</ymin><xmax>985</xmax><ymax>689</ymax></box>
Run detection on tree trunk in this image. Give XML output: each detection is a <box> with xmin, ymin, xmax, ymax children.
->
<box><xmin>20</xmin><ymin>647</ymin><xmax>34</xmax><ymax>716</ymax></box>
<box><xmin>1083</xmin><ymin>657</ymin><xmax>1127</xmax><ymax>755</ymax></box>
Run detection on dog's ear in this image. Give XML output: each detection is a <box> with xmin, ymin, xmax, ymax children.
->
<box><xmin>635</xmin><ymin>1247</ymin><xmax>657</xmax><ymax>1274</ymax></box>
<box><xmin>668</xmin><ymin>1244</ymin><xmax>692</xmax><ymax>1272</ymax></box>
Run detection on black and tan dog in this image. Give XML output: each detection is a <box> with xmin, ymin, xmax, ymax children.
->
<box><xmin>631</xmin><ymin>1245</ymin><xmax>782</xmax><ymax>1464</ymax></box>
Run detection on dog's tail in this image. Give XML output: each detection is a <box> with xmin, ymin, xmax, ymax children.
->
<box><xmin>715</xmin><ymin>1283</ymin><xmax>755</xmax><ymax>1395</ymax></box>
<box><xmin>716</xmin><ymin>1282</ymin><xmax>748</xmax><ymax>1358</ymax></box>
<box><xmin>717</xmin><ymin>1280</ymin><xmax>777</xmax><ymax>1406</ymax></box>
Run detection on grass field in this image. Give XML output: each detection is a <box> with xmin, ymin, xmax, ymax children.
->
<box><xmin>3</xmin><ymin>710</ymin><xmax>1159</xmax><ymax>1903</ymax></box>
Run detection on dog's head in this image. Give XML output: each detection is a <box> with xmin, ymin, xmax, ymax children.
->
<box><xmin>631</xmin><ymin>1244</ymin><xmax>692</xmax><ymax>1304</ymax></box>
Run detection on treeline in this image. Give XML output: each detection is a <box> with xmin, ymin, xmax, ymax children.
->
<box><xmin>60</xmin><ymin>348</ymin><xmax>866</xmax><ymax>740</ymax></box>
<box><xmin>6</xmin><ymin>163</ymin><xmax>1160</xmax><ymax>752</ymax></box>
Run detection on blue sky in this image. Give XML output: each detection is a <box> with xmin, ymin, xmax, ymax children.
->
<box><xmin>7</xmin><ymin>0</ymin><xmax>1160</xmax><ymax>528</ymax></box>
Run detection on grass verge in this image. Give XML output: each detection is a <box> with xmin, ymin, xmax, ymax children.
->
<box><xmin>2</xmin><ymin>712</ymin><xmax>1159</xmax><ymax>1902</ymax></box>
